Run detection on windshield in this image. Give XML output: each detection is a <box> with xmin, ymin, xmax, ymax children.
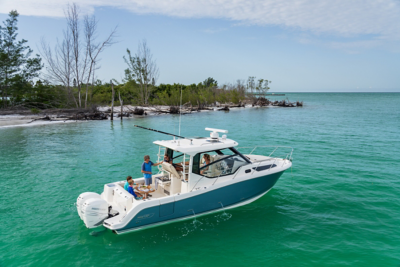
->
<box><xmin>194</xmin><ymin>148</ymin><xmax>249</xmax><ymax>178</ymax></box>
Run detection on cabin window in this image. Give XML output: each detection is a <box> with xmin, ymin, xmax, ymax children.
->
<box><xmin>192</xmin><ymin>154</ymin><xmax>200</xmax><ymax>174</ymax></box>
<box><xmin>193</xmin><ymin>147</ymin><xmax>249</xmax><ymax>178</ymax></box>
<box><xmin>165</xmin><ymin>148</ymin><xmax>189</xmax><ymax>166</ymax></box>
<box><xmin>165</xmin><ymin>148</ymin><xmax>173</xmax><ymax>160</ymax></box>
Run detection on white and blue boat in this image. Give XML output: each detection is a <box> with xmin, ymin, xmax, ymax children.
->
<box><xmin>76</xmin><ymin>126</ymin><xmax>293</xmax><ymax>234</ymax></box>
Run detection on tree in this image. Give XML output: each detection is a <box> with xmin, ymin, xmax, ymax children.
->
<box><xmin>40</xmin><ymin>30</ymin><xmax>77</xmax><ymax>107</ymax></box>
<box><xmin>247</xmin><ymin>76</ymin><xmax>255</xmax><ymax>94</ymax></box>
<box><xmin>123</xmin><ymin>40</ymin><xmax>159</xmax><ymax>105</ymax></box>
<box><xmin>83</xmin><ymin>14</ymin><xmax>116</xmax><ymax>108</ymax></box>
<box><xmin>0</xmin><ymin>10</ymin><xmax>42</xmax><ymax>108</ymax></box>
<box><xmin>246</xmin><ymin>76</ymin><xmax>271</xmax><ymax>97</ymax></box>
<box><xmin>256</xmin><ymin>79</ymin><xmax>271</xmax><ymax>94</ymax></box>
<box><xmin>203</xmin><ymin>77</ymin><xmax>218</xmax><ymax>87</ymax></box>
<box><xmin>40</xmin><ymin>3</ymin><xmax>116</xmax><ymax>108</ymax></box>
<box><xmin>67</xmin><ymin>3</ymin><xmax>87</xmax><ymax>108</ymax></box>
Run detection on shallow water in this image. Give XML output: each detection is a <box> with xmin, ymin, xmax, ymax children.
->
<box><xmin>1</xmin><ymin>93</ymin><xmax>399</xmax><ymax>266</ymax></box>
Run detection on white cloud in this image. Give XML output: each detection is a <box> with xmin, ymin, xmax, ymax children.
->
<box><xmin>2</xmin><ymin>0</ymin><xmax>400</xmax><ymax>40</ymax></box>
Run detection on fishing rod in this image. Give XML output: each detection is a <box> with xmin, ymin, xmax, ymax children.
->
<box><xmin>134</xmin><ymin>125</ymin><xmax>188</xmax><ymax>140</ymax></box>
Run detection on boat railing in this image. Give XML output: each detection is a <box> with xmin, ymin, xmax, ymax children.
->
<box><xmin>237</xmin><ymin>145</ymin><xmax>293</xmax><ymax>161</ymax></box>
<box><xmin>234</xmin><ymin>146</ymin><xmax>293</xmax><ymax>177</ymax></box>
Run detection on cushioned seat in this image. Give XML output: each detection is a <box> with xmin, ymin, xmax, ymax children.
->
<box><xmin>162</xmin><ymin>162</ymin><xmax>181</xmax><ymax>194</ymax></box>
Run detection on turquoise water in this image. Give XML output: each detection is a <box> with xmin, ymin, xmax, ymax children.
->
<box><xmin>1</xmin><ymin>93</ymin><xmax>399</xmax><ymax>266</ymax></box>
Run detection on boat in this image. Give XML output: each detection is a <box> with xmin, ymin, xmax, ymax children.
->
<box><xmin>76</xmin><ymin>126</ymin><xmax>293</xmax><ymax>234</ymax></box>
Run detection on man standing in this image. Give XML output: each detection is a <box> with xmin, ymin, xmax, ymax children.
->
<box><xmin>141</xmin><ymin>155</ymin><xmax>162</xmax><ymax>186</ymax></box>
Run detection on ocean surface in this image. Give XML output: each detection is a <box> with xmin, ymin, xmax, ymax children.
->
<box><xmin>1</xmin><ymin>93</ymin><xmax>399</xmax><ymax>266</ymax></box>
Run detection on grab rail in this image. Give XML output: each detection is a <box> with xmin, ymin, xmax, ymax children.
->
<box><xmin>237</xmin><ymin>146</ymin><xmax>293</xmax><ymax>163</ymax></box>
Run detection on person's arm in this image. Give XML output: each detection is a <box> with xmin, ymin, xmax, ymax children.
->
<box><xmin>128</xmin><ymin>187</ymin><xmax>137</xmax><ymax>198</ymax></box>
<box><xmin>153</xmin><ymin>161</ymin><xmax>163</xmax><ymax>167</ymax></box>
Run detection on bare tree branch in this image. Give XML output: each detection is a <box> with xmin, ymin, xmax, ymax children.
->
<box><xmin>123</xmin><ymin>40</ymin><xmax>159</xmax><ymax>105</ymax></box>
<box><xmin>83</xmin><ymin>14</ymin><xmax>117</xmax><ymax>108</ymax></box>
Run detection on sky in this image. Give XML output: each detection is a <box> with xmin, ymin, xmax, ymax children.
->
<box><xmin>1</xmin><ymin>0</ymin><xmax>400</xmax><ymax>92</ymax></box>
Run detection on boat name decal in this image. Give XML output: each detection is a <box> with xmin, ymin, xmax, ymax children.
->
<box><xmin>137</xmin><ymin>213</ymin><xmax>155</xmax><ymax>220</ymax></box>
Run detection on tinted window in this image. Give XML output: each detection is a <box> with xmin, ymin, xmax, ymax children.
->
<box><xmin>194</xmin><ymin>148</ymin><xmax>249</xmax><ymax>178</ymax></box>
<box><xmin>192</xmin><ymin>153</ymin><xmax>200</xmax><ymax>174</ymax></box>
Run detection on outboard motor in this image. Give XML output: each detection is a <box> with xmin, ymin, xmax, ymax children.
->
<box><xmin>81</xmin><ymin>198</ymin><xmax>109</xmax><ymax>228</ymax></box>
<box><xmin>76</xmin><ymin>192</ymin><xmax>101</xmax><ymax>220</ymax></box>
<box><xmin>76</xmin><ymin>192</ymin><xmax>109</xmax><ymax>228</ymax></box>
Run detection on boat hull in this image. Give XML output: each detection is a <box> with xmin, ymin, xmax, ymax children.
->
<box><xmin>113</xmin><ymin>170</ymin><xmax>285</xmax><ymax>234</ymax></box>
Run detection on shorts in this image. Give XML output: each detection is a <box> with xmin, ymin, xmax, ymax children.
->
<box><xmin>145</xmin><ymin>177</ymin><xmax>152</xmax><ymax>186</ymax></box>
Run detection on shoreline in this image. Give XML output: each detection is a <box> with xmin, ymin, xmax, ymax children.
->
<box><xmin>0</xmin><ymin>104</ymin><xmax>289</xmax><ymax>129</ymax></box>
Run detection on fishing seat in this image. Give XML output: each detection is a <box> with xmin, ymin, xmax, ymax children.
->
<box><xmin>162</xmin><ymin>162</ymin><xmax>181</xmax><ymax>194</ymax></box>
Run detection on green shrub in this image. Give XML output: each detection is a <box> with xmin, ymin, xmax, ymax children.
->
<box><xmin>31</xmin><ymin>108</ymin><xmax>40</xmax><ymax>114</ymax></box>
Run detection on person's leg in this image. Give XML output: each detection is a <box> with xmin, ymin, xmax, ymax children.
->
<box><xmin>147</xmin><ymin>177</ymin><xmax>153</xmax><ymax>197</ymax></box>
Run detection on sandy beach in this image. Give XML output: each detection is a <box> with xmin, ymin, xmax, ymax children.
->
<box><xmin>0</xmin><ymin>115</ymin><xmax>79</xmax><ymax>128</ymax></box>
<box><xmin>0</xmin><ymin>104</ymin><xmax>284</xmax><ymax>128</ymax></box>
<box><xmin>0</xmin><ymin>105</ymin><xmax>231</xmax><ymax>128</ymax></box>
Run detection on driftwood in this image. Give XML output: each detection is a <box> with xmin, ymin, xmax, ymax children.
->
<box><xmin>249</xmin><ymin>98</ymin><xmax>303</xmax><ymax>107</ymax></box>
<box><xmin>27</xmin><ymin>111</ymin><xmax>108</xmax><ymax>123</ymax></box>
<box><xmin>133</xmin><ymin>107</ymin><xmax>145</xmax><ymax>115</ymax></box>
<box><xmin>229</xmin><ymin>101</ymin><xmax>245</xmax><ymax>108</ymax></box>
<box><xmin>28</xmin><ymin>116</ymin><xmax>53</xmax><ymax>123</ymax></box>
<box><xmin>124</xmin><ymin>106</ymin><xmax>145</xmax><ymax>115</ymax></box>
<box><xmin>117</xmin><ymin>113</ymin><xmax>130</xmax><ymax>118</ymax></box>
<box><xmin>150</xmin><ymin>106</ymin><xmax>191</xmax><ymax>115</ymax></box>
<box><xmin>170</xmin><ymin>106</ymin><xmax>180</xmax><ymax>114</ymax></box>
<box><xmin>228</xmin><ymin>103</ymin><xmax>246</xmax><ymax>108</ymax></box>
<box><xmin>124</xmin><ymin>106</ymin><xmax>142</xmax><ymax>115</ymax></box>
<box><xmin>218</xmin><ymin>106</ymin><xmax>230</xmax><ymax>111</ymax></box>
<box><xmin>272</xmin><ymin>100</ymin><xmax>295</xmax><ymax>107</ymax></box>
<box><xmin>73</xmin><ymin>111</ymin><xmax>108</xmax><ymax>120</ymax></box>
<box><xmin>251</xmin><ymin>97</ymin><xmax>270</xmax><ymax>107</ymax></box>
<box><xmin>11</xmin><ymin>97</ymin><xmax>304</xmax><ymax>125</ymax></box>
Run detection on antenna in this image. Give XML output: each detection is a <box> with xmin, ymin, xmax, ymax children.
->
<box><xmin>135</xmin><ymin>125</ymin><xmax>187</xmax><ymax>139</ymax></box>
<box><xmin>205</xmin><ymin>127</ymin><xmax>228</xmax><ymax>141</ymax></box>
<box><xmin>178</xmin><ymin>86</ymin><xmax>183</xmax><ymax>137</ymax></box>
<box><xmin>205</xmin><ymin>128</ymin><xmax>228</xmax><ymax>134</ymax></box>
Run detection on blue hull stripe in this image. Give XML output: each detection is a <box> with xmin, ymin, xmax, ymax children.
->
<box><xmin>119</xmin><ymin>171</ymin><xmax>284</xmax><ymax>232</ymax></box>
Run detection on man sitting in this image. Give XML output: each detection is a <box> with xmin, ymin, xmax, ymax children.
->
<box><xmin>127</xmin><ymin>179</ymin><xmax>142</xmax><ymax>200</ymax></box>
<box><xmin>124</xmin><ymin>176</ymin><xmax>133</xmax><ymax>190</ymax></box>
<box><xmin>125</xmin><ymin>176</ymin><xmax>143</xmax><ymax>199</ymax></box>
<box><xmin>164</xmin><ymin>155</ymin><xmax>188</xmax><ymax>172</ymax></box>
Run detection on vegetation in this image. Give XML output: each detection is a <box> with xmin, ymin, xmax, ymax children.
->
<box><xmin>0</xmin><ymin>10</ymin><xmax>42</xmax><ymax>108</ymax></box>
<box><xmin>123</xmin><ymin>40</ymin><xmax>159</xmax><ymax>105</ymax></box>
<box><xmin>39</xmin><ymin>3</ymin><xmax>116</xmax><ymax>109</ymax></box>
<box><xmin>0</xmin><ymin>6</ymin><xmax>273</xmax><ymax>112</ymax></box>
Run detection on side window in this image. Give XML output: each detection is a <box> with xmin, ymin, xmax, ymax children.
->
<box><xmin>196</xmin><ymin>148</ymin><xmax>249</xmax><ymax>178</ymax></box>
<box><xmin>165</xmin><ymin>148</ymin><xmax>173</xmax><ymax>160</ymax></box>
<box><xmin>192</xmin><ymin>154</ymin><xmax>200</xmax><ymax>174</ymax></box>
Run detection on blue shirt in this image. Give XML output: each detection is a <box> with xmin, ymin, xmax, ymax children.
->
<box><xmin>124</xmin><ymin>182</ymin><xmax>136</xmax><ymax>190</ymax></box>
<box><xmin>127</xmin><ymin>186</ymin><xmax>137</xmax><ymax>198</ymax></box>
<box><xmin>142</xmin><ymin>161</ymin><xmax>154</xmax><ymax>179</ymax></box>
